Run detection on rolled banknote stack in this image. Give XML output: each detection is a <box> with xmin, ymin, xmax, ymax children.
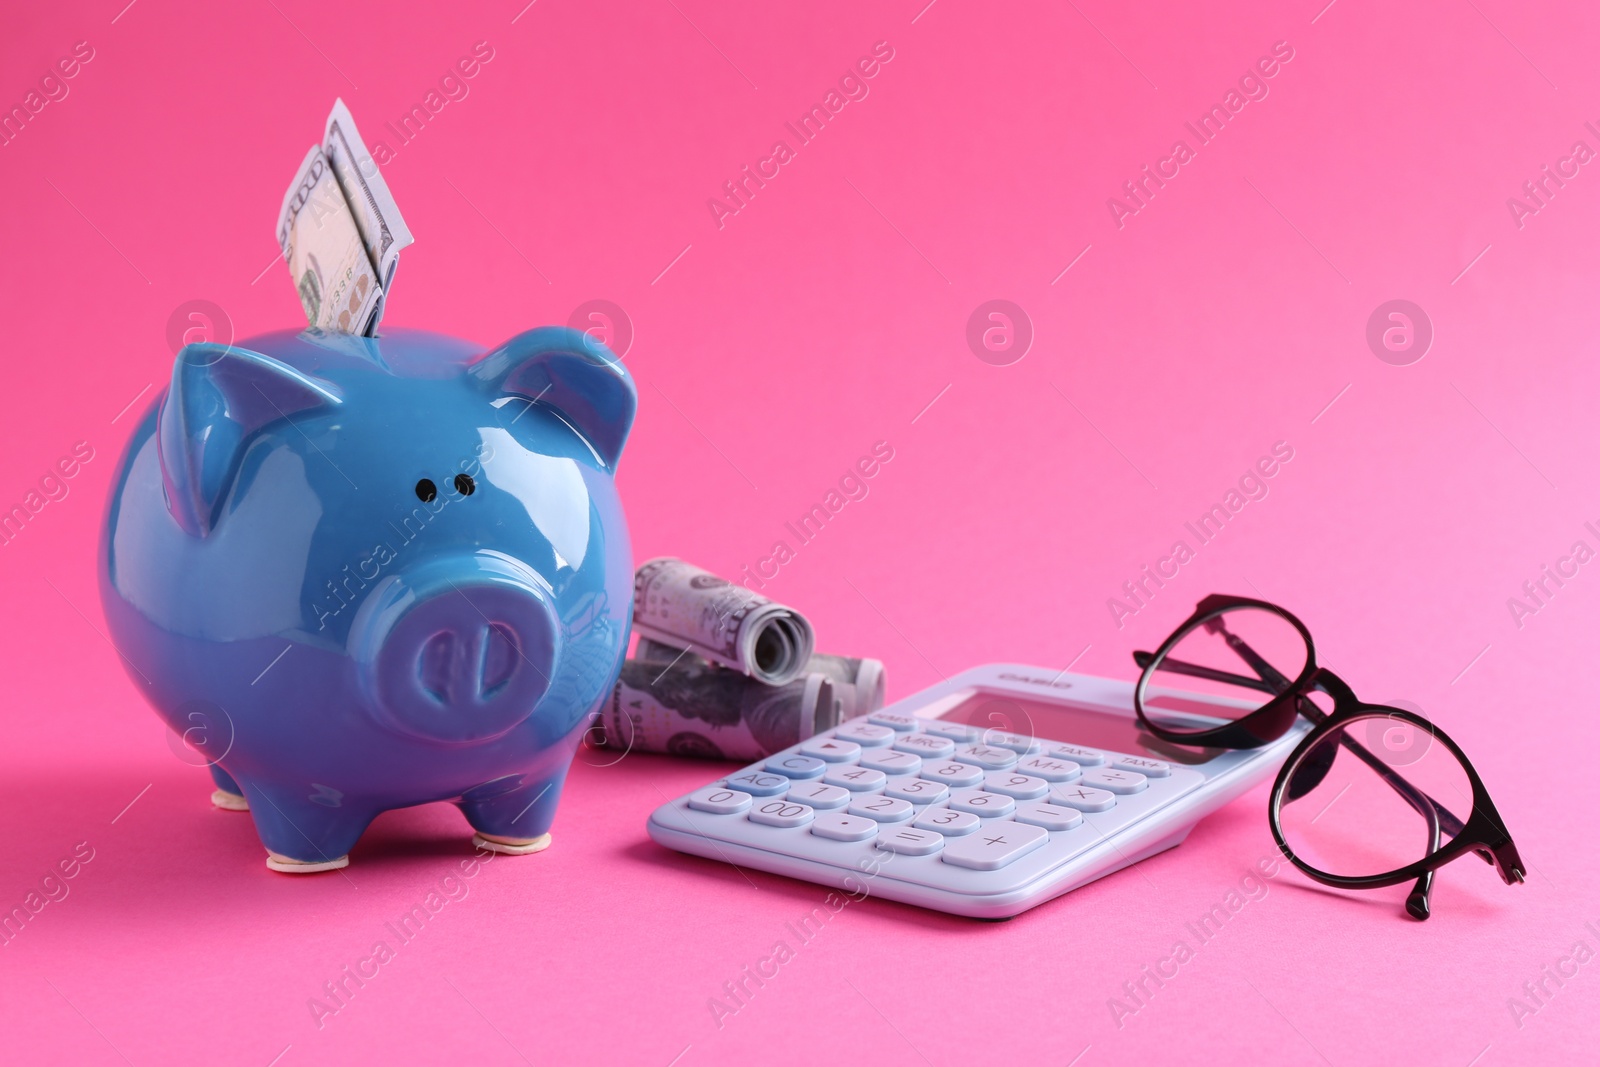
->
<box><xmin>595</xmin><ymin>559</ymin><xmax>887</xmax><ymax>761</ymax></box>
<box><xmin>277</xmin><ymin>99</ymin><xmax>413</xmax><ymax>336</ymax></box>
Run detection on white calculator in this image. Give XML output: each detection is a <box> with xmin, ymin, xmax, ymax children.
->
<box><xmin>647</xmin><ymin>664</ymin><xmax>1309</xmax><ymax>918</ymax></box>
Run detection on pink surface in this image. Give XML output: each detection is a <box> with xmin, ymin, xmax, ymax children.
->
<box><xmin>2</xmin><ymin>0</ymin><xmax>1596</xmax><ymax>1062</ymax></box>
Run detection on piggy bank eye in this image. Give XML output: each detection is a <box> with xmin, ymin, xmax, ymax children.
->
<box><xmin>454</xmin><ymin>474</ymin><xmax>476</xmax><ymax>496</ymax></box>
<box><xmin>415</xmin><ymin>479</ymin><xmax>437</xmax><ymax>503</ymax></box>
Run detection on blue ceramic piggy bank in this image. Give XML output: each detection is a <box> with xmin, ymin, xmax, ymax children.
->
<box><xmin>99</xmin><ymin>326</ymin><xmax>636</xmax><ymax>873</ymax></box>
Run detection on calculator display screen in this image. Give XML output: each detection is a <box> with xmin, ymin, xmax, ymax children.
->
<box><xmin>931</xmin><ymin>690</ymin><xmax>1227</xmax><ymax>766</ymax></box>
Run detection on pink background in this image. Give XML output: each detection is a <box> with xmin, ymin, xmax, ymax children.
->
<box><xmin>2</xmin><ymin>0</ymin><xmax>1597</xmax><ymax>1062</ymax></box>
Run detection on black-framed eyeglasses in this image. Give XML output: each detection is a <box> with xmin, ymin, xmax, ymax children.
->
<box><xmin>1131</xmin><ymin>594</ymin><xmax>1523</xmax><ymax>921</ymax></box>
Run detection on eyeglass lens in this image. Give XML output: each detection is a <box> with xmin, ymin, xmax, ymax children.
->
<box><xmin>1141</xmin><ymin>607</ymin><xmax>1309</xmax><ymax>736</ymax></box>
<box><xmin>1276</xmin><ymin>713</ymin><xmax>1474</xmax><ymax>879</ymax></box>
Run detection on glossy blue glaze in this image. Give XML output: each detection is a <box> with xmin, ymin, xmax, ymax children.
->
<box><xmin>99</xmin><ymin>326</ymin><xmax>636</xmax><ymax>867</ymax></box>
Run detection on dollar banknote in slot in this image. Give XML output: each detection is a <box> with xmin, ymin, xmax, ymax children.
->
<box><xmin>276</xmin><ymin>99</ymin><xmax>413</xmax><ymax>336</ymax></box>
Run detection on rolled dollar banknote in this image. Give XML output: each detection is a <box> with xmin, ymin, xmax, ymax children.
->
<box><xmin>632</xmin><ymin>558</ymin><xmax>816</xmax><ymax>686</ymax></box>
<box><xmin>596</xmin><ymin>658</ymin><xmax>841</xmax><ymax>760</ymax></box>
<box><xmin>634</xmin><ymin>637</ymin><xmax>885</xmax><ymax>718</ymax></box>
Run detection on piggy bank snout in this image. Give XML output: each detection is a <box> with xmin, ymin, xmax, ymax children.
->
<box><xmin>353</xmin><ymin>557</ymin><xmax>560</xmax><ymax>744</ymax></box>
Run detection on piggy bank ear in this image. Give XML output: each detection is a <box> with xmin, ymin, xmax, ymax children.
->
<box><xmin>471</xmin><ymin>327</ymin><xmax>637</xmax><ymax>470</ymax></box>
<box><xmin>157</xmin><ymin>343</ymin><xmax>342</xmax><ymax>537</ymax></box>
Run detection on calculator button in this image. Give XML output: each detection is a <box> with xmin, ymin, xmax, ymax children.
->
<box><xmin>982</xmin><ymin>772</ymin><xmax>1049</xmax><ymax>800</ymax></box>
<box><xmin>948</xmin><ymin>789</ymin><xmax>1016</xmax><ymax>818</ymax></box>
<box><xmin>867</xmin><ymin>710</ymin><xmax>919</xmax><ymax>732</ymax></box>
<box><xmin>834</xmin><ymin>722</ymin><xmax>896</xmax><ymax>746</ymax></box>
<box><xmin>1013</xmin><ymin>800</ymin><xmax>1083</xmax><ymax>832</ymax></box>
<box><xmin>1048</xmin><ymin>744</ymin><xmax>1106</xmax><ymax>767</ymax></box>
<box><xmin>923</xmin><ymin>722</ymin><xmax>975</xmax><ymax>741</ymax></box>
<box><xmin>1016</xmin><ymin>756</ymin><xmax>1081</xmax><ymax>783</ymax></box>
<box><xmin>893</xmin><ymin>734</ymin><xmax>956</xmax><ymax>759</ymax></box>
<box><xmin>687</xmin><ymin>788</ymin><xmax>753</xmax><ymax>815</ymax></box>
<box><xmin>848</xmin><ymin>796</ymin><xmax>915</xmax><ymax>823</ymax></box>
<box><xmin>765</xmin><ymin>754</ymin><xmax>826</xmax><ymax>780</ymax></box>
<box><xmin>941</xmin><ymin>823</ymin><xmax>1048</xmax><ymax>870</ymax></box>
<box><xmin>884</xmin><ymin>778</ymin><xmax>949</xmax><ymax>805</ymax></box>
<box><xmin>748</xmin><ymin>799</ymin><xmax>814</xmax><ymax>828</ymax></box>
<box><xmin>913</xmin><ymin>807</ymin><xmax>980</xmax><ymax>837</ymax></box>
<box><xmin>919</xmin><ymin>761</ymin><xmax>985</xmax><ymax>788</ymax></box>
<box><xmin>1049</xmin><ymin>784</ymin><xmax>1117</xmax><ymax>812</ymax></box>
<box><xmin>823</xmin><ymin>766</ymin><xmax>888</xmax><ymax>792</ymax></box>
<box><xmin>1082</xmin><ymin>768</ymin><xmax>1148</xmax><ymax>795</ymax></box>
<box><xmin>725</xmin><ymin>771</ymin><xmax>791</xmax><ymax>797</ymax></box>
<box><xmin>1112</xmin><ymin>756</ymin><xmax>1171</xmax><ymax>778</ymax></box>
<box><xmin>954</xmin><ymin>744</ymin><xmax>1019</xmax><ymax>770</ymax></box>
<box><xmin>788</xmin><ymin>782</ymin><xmax>851</xmax><ymax>810</ymax></box>
<box><xmin>859</xmin><ymin>750</ymin><xmax>922</xmax><ymax>776</ymax></box>
<box><xmin>811</xmin><ymin>812</ymin><xmax>879</xmax><ymax>842</ymax></box>
<box><xmin>877</xmin><ymin>827</ymin><xmax>945</xmax><ymax>856</ymax></box>
<box><xmin>800</xmin><ymin>738</ymin><xmax>861</xmax><ymax>763</ymax></box>
<box><xmin>978</xmin><ymin>732</ymin><xmax>1041</xmax><ymax>755</ymax></box>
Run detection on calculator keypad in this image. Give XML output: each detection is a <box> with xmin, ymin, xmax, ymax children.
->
<box><xmin>667</xmin><ymin>708</ymin><xmax>1207</xmax><ymax>907</ymax></box>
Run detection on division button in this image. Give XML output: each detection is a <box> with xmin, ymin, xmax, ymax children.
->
<box><xmin>1082</xmin><ymin>768</ymin><xmax>1149</xmax><ymax>795</ymax></box>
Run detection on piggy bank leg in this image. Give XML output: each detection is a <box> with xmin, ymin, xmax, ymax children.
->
<box><xmin>457</xmin><ymin>771</ymin><xmax>568</xmax><ymax>856</ymax></box>
<box><xmin>208</xmin><ymin>765</ymin><xmax>249</xmax><ymax>812</ymax></box>
<box><xmin>238</xmin><ymin>780</ymin><xmax>373</xmax><ymax>874</ymax></box>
